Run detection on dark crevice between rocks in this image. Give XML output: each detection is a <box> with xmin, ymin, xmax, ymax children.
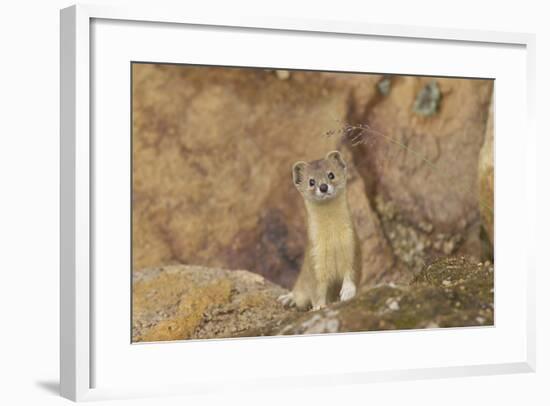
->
<box><xmin>342</xmin><ymin>78</ymin><xmax>401</xmax><ymax>282</ymax></box>
<box><xmin>344</xmin><ymin>80</ymin><xmax>389</xmax><ymax>200</ymax></box>
<box><xmin>479</xmin><ymin>224</ymin><xmax>494</xmax><ymax>262</ymax></box>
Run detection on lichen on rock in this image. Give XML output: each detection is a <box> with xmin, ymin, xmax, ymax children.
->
<box><xmin>242</xmin><ymin>256</ymin><xmax>493</xmax><ymax>337</ymax></box>
<box><xmin>374</xmin><ymin>194</ymin><xmax>468</xmax><ymax>278</ymax></box>
<box><xmin>377</xmin><ymin>77</ymin><xmax>392</xmax><ymax>96</ymax></box>
<box><xmin>133</xmin><ymin>257</ymin><xmax>493</xmax><ymax>342</ymax></box>
<box><xmin>132</xmin><ymin>265</ymin><xmax>297</xmax><ymax>342</ymax></box>
<box><xmin>413</xmin><ymin>80</ymin><xmax>441</xmax><ymax>116</ymax></box>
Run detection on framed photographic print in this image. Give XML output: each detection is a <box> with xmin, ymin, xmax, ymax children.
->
<box><xmin>60</xmin><ymin>4</ymin><xmax>536</xmax><ymax>402</ymax></box>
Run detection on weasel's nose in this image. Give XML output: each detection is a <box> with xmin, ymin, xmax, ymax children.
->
<box><xmin>319</xmin><ymin>183</ymin><xmax>328</xmax><ymax>193</ymax></box>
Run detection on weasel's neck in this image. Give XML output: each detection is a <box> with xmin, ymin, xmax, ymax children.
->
<box><xmin>304</xmin><ymin>193</ymin><xmax>352</xmax><ymax>227</ymax></box>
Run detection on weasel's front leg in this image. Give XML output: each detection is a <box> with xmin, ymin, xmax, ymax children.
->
<box><xmin>339</xmin><ymin>275</ymin><xmax>357</xmax><ymax>302</ymax></box>
<box><xmin>312</xmin><ymin>279</ymin><xmax>328</xmax><ymax>311</ymax></box>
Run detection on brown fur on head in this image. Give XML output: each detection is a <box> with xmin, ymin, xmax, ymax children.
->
<box><xmin>292</xmin><ymin>150</ymin><xmax>348</xmax><ymax>203</ymax></box>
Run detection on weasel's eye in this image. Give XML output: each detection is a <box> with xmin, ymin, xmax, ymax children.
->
<box><xmin>309</xmin><ymin>179</ymin><xmax>315</xmax><ymax>187</ymax></box>
<box><xmin>328</xmin><ymin>172</ymin><xmax>335</xmax><ymax>180</ymax></box>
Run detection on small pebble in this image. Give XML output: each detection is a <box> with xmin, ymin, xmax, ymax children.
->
<box><xmin>275</xmin><ymin>70</ymin><xmax>290</xmax><ymax>80</ymax></box>
<box><xmin>386</xmin><ymin>298</ymin><xmax>400</xmax><ymax>311</ymax></box>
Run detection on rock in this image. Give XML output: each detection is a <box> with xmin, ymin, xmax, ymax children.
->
<box><xmin>132</xmin><ymin>65</ymin><xmax>494</xmax><ymax>290</ymax></box>
<box><xmin>340</xmin><ymin>148</ymin><xmax>395</xmax><ymax>285</ymax></box>
<box><xmin>350</xmin><ymin>77</ymin><xmax>493</xmax><ymax>232</ymax></box>
<box><xmin>348</xmin><ymin>76</ymin><xmax>493</xmax><ymax>266</ymax></box>
<box><xmin>133</xmin><ymin>258</ymin><xmax>493</xmax><ymax>341</ymax></box>
<box><xmin>132</xmin><ymin>64</ymin><xmax>393</xmax><ymax>288</ymax></box>
<box><xmin>132</xmin><ymin>265</ymin><xmax>297</xmax><ymax>342</ymax></box>
<box><xmin>244</xmin><ymin>256</ymin><xmax>493</xmax><ymax>336</ymax></box>
<box><xmin>479</xmin><ymin>96</ymin><xmax>494</xmax><ymax>247</ymax></box>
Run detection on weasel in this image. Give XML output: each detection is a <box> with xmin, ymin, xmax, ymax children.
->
<box><xmin>278</xmin><ymin>150</ymin><xmax>361</xmax><ymax>311</ymax></box>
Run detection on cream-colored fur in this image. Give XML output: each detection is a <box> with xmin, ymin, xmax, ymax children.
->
<box><xmin>278</xmin><ymin>151</ymin><xmax>361</xmax><ymax>311</ymax></box>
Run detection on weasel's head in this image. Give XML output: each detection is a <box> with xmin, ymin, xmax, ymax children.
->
<box><xmin>292</xmin><ymin>150</ymin><xmax>348</xmax><ymax>203</ymax></box>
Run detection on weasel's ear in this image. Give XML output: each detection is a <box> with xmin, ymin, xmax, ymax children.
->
<box><xmin>326</xmin><ymin>150</ymin><xmax>346</xmax><ymax>169</ymax></box>
<box><xmin>292</xmin><ymin>161</ymin><xmax>307</xmax><ymax>186</ymax></box>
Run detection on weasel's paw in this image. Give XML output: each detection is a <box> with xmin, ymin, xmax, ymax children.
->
<box><xmin>277</xmin><ymin>292</ymin><xmax>296</xmax><ymax>308</ymax></box>
<box><xmin>340</xmin><ymin>280</ymin><xmax>357</xmax><ymax>302</ymax></box>
<box><xmin>312</xmin><ymin>303</ymin><xmax>327</xmax><ymax>311</ymax></box>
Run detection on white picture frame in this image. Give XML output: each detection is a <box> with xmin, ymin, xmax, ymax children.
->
<box><xmin>60</xmin><ymin>3</ymin><xmax>536</xmax><ymax>402</ymax></box>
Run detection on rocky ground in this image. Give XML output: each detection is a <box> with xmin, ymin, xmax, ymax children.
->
<box><xmin>133</xmin><ymin>257</ymin><xmax>493</xmax><ymax>342</ymax></box>
<box><xmin>255</xmin><ymin>256</ymin><xmax>494</xmax><ymax>337</ymax></box>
